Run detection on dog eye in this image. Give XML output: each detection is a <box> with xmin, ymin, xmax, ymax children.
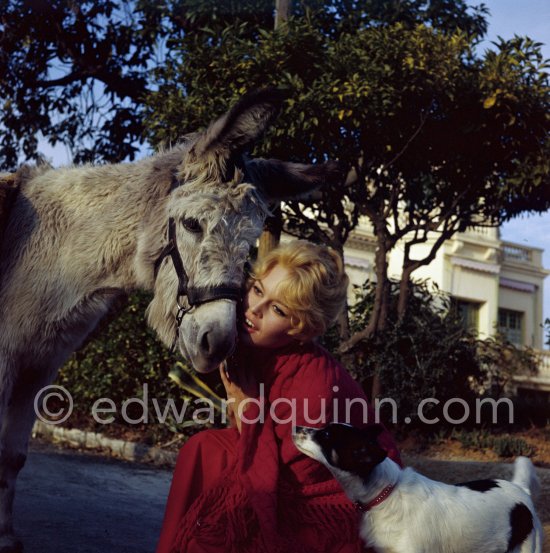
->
<box><xmin>318</xmin><ymin>429</ymin><xmax>331</xmax><ymax>441</ymax></box>
<box><xmin>182</xmin><ymin>218</ymin><xmax>202</xmax><ymax>234</ymax></box>
<box><xmin>352</xmin><ymin>447</ymin><xmax>369</xmax><ymax>459</ymax></box>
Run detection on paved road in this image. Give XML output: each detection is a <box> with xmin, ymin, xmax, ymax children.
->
<box><xmin>14</xmin><ymin>439</ymin><xmax>172</xmax><ymax>553</ymax></box>
<box><xmin>14</xmin><ymin>441</ymin><xmax>549</xmax><ymax>553</ymax></box>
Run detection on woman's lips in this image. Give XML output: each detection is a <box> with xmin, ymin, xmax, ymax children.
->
<box><xmin>242</xmin><ymin>316</ymin><xmax>258</xmax><ymax>334</ymax></box>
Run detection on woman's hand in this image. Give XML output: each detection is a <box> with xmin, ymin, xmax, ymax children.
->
<box><xmin>219</xmin><ymin>362</ymin><xmax>258</xmax><ymax>433</ymax></box>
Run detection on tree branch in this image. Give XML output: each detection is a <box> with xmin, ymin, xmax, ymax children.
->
<box><xmin>382</xmin><ymin>105</ymin><xmax>431</xmax><ymax>171</ymax></box>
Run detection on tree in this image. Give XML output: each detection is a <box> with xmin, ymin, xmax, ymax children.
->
<box><xmin>329</xmin><ymin>279</ymin><xmax>485</xmax><ymax>430</ymax></box>
<box><xmin>257</xmin><ymin>0</ymin><xmax>291</xmax><ymax>260</ymax></box>
<box><xmin>4</xmin><ymin>1</ymin><xmax>549</xmax><ymax>378</ymax></box>
<box><xmin>145</xmin><ymin>1</ymin><xmax>550</xmax><ymax>358</ymax></box>
<box><xmin>475</xmin><ymin>333</ymin><xmax>538</xmax><ymax>398</ymax></box>
<box><xmin>0</xmin><ymin>0</ymin><xmax>291</xmax><ymax>168</ymax></box>
<box><xmin>0</xmin><ymin>0</ymin><xmax>167</xmax><ymax>168</ymax></box>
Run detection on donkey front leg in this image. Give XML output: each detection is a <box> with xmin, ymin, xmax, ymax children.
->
<box><xmin>0</xmin><ymin>367</ymin><xmax>58</xmax><ymax>553</ymax></box>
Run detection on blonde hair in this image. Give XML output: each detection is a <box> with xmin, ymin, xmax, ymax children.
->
<box><xmin>251</xmin><ymin>240</ymin><xmax>349</xmax><ymax>340</ymax></box>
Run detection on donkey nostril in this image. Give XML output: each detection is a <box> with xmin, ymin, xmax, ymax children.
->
<box><xmin>200</xmin><ymin>330</ymin><xmax>211</xmax><ymax>355</ymax></box>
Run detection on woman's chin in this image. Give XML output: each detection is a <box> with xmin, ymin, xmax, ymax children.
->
<box><xmin>238</xmin><ymin>329</ymin><xmax>257</xmax><ymax>347</ymax></box>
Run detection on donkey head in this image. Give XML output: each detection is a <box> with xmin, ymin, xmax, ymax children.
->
<box><xmin>148</xmin><ymin>89</ymin><xmax>342</xmax><ymax>373</ymax></box>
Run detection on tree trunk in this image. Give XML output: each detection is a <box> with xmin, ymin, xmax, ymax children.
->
<box><xmin>369</xmin><ymin>237</ymin><xmax>391</xmax><ymax>402</ymax></box>
<box><xmin>275</xmin><ymin>0</ymin><xmax>290</xmax><ymax>27</ymax></box>
<box><xmin>397</xmin><ymin>264</ymin><xmax>414</xmax><ymax>321</ymax></box>
<box><xmin>339</xmin><ymin>229</ymin><xmax>392</xmax><ymax>352</ymax></box>
<box><xmin>371</xmin><ymin>236</ymin><xmax>391</xmax><ymax>334</ymax></box>
<box><xmin>338</xmin><ymin>304</ymin><xmax>351</xmax><ymax>341</ymax></box>
<box><xmin>257</xmin><ymin>205</ymin><xmax>282</xmax><ymax>259</ymax></box>
<box><xmin>257</xmin><ymin>0</ymin><xmax>291</xmax><ymax>259</ymax></box>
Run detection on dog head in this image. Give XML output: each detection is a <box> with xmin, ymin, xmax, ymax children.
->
<box><xmin>293</xmin><ymin>423</ymin><xmax>388</xmax><ymax>486</ymax></box>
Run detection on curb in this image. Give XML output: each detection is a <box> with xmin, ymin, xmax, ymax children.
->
<box><xmin>32</xmin><ymin>420</ymin><xmax>178</xmax><ymax>467</ymax></box>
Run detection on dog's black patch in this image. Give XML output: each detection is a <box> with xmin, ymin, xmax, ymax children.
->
<box><xmin>455</xmin><ymin>479</ymin><xmax>500</xmax><ymax>492</ymax></box>
<box><xmin>313</xmin><ymin>423</ymin><xmax>387</xmax><ymax>478</ymax></box>
<box><xmin>0</xmin><ymin>479</ymin><xmax>8</xmax><ymax>489</ymax></box>
<box><xmin>507</xmin><ymin>502</ymin><xmax>533</xmax><ymax>551</ymax></box>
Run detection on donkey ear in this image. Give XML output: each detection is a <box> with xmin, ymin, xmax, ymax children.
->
<box><xmin>246</xmin><ymin>158</ymin><xmax>345</xmax><ymax>202</ymax></box>
<box><xmin>188</xmin><ymin>88</ymin><xmax>285</xmax><ymax>161</ymax></box>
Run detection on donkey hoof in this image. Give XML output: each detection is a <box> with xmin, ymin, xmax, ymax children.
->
<box><xmin>0</xmin><ymin>535</ymin><xmax>23</xmax><ymax>553</ymax></box>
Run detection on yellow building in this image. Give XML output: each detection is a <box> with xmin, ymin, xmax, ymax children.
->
<box><xmin>343</xmin><ymin>220</ymin><xmax>550</xmax><ymax>395</ymax></box>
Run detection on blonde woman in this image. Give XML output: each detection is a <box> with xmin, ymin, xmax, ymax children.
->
<box><xmin>157</xmin><ymin>240</ymin><xmax>400</xmax><ymax>553</ymax></box>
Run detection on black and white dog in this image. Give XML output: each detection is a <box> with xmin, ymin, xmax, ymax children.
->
<box><xmin>293</xmin><ymin>423</ymin><xmax>543</xmax><ymax>553</ymax></box>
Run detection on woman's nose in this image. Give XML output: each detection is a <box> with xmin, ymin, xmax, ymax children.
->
<box><xmin>251</xmin><ymin>299</ymin><xmax>264</xmax><ymax>317</ymax></box>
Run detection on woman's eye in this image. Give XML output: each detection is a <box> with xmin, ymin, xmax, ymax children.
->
<box><xmin>182</xmin><ymin>218</ymin><xmax>202</xmax><ymax>234</ymax></box>
<box><xmin>253</xmin><ymin>285</ymin><xmax>262</xmax><ymax>296</ymax></box>
<box><xmin>273</xmin><ymin>305</ymin><xmax>286</xmax><ymax>317</ymax></box>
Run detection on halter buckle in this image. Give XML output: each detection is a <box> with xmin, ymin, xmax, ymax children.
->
<box><xmin>175</xmin><ymin>302</ymin><xmax>193</xmax><ymax>327</ymax></box>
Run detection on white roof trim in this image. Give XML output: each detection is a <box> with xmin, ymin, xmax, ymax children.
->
<box><xmin>450</xmin><ymin>256</ymin><xmax>500</xmax><ymax>274</ymax></box>
<box><xmin>499</xmin><ymin>277</ymin><xmax>536</xmax><ymax>293</ymax></box>
<box><xmin>344</xmin><ymin>254</ymin><xmax>371</xmax><ymax>270</ymax></box>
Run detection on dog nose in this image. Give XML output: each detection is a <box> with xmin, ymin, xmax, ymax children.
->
<box><xmin>294</xmin><ymin>425</ymin><xmax>315</xmax><ymax>437</ymax></box>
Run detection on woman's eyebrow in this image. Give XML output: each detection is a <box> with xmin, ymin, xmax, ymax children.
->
<box><xmin>259</xmin><ymin>279</ymin><xmax>290</xmax><ymax>310</ymax></box>
<box><xmin>276</xmin><ymin>301</ymin><xmax>290</xmax><ymax>312</ymax></box>
<box><xmin>272</xmin><ymin>293</ymin><xmax>290</xmax><ymax>311</ymax></box>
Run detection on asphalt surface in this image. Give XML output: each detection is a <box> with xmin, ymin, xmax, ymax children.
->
<box><xmin>14</xmin><ymin>440</ymin><xmax>549</xmax><ymax>553</ymax></box>
<box><xmin>14</xmin><ymin>439</ymin><xmax>173</xmax><ymax>553</ymax></box>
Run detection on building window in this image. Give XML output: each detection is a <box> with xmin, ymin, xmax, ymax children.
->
<box><xmin>498</xmin><ymin>309</ymin><xmax>523</xmax><ymax>346</ymax></box>
<box><xmin>451</xmin><ymin>299</ymin><xmax>481</xmax><ymax>333</ymax></box>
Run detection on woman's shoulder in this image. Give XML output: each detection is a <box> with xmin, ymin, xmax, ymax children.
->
<box><xmin>280</xmin><ymin>341</ymin><xmax>336</xmax><ymax>371</ymax></box>
<box><xmin>286</xmin><ymin>342</ymin><xmax>357</xmax><ymax>389</ymax></box>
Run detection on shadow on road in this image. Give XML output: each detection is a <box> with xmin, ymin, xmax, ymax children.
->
<box><xmin>15</xmin><ymin>439</ymin><xmax>172</xmax><ymax>553</ymax></box>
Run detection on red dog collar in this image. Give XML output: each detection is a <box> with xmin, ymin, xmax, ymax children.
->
<box><xmin>354</xmin><ymin>484</ymin><xmax>396</xmax><ymax>512</ymax></box>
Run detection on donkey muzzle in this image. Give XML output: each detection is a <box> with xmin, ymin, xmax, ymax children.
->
<box><xmin>178</xmin><ymin>300</ymin><xmax>238</xmax><ymax>373</ymax></box>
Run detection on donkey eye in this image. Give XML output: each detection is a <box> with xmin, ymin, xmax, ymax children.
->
<box><xmin>182</xmin><ymin>218</ymin><xmax>202</xmax><ymax>234</ymax></box>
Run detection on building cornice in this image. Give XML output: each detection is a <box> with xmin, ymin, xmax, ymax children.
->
<box><xmin>499</xmin><ymin>277</ymin><xmax>536</xmax><ymax>293</ymax></box>
<box><xmin>450</xmin><ymin>256</ymin><xmax>500</xmax><ymax>274</ymax></box>
<box><xmin>346</xmin><ymin>230</ymin><xmax>377</xmax><ymax>252</ymax></box>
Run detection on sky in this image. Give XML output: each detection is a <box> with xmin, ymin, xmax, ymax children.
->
<box><xmin>39</xmin><ymin>1</ymin><xmax>550</xmax><ymax>340</ymax></box>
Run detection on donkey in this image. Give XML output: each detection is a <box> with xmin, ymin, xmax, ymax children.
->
<box><xmin>0</xmin><ymin>89</ymin><xmax>341</xmax><ymax>552</ymax></box>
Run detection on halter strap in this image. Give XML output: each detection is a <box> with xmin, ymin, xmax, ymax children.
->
<box><xmin>154</xmin><ymin>217</ymin><xmax>242</xmax><ymax>306</ymax></box>
<box><xmin>153</xmin><ymin>158</ymin><xmax>249</xmax><ymax>349</ymax></box>
<box><xmin>153</xmin><ymin>218</ymin><xmax>189</xmax><ymax>297</ymax></box>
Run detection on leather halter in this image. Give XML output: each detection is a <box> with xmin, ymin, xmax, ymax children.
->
<box><xmin>152</xmin><ymin>157</ymin><xmax>248</xmax><ymax>349</ymax></box>
<box><xmin>354</xmin><ymin>483</ymin><xmax>396</xmax><ymax>512</ymax></box>
<box><xmin>153</xmin><ymin>217</ymin><xmax>241</xmax><ymax>349</ymax></box>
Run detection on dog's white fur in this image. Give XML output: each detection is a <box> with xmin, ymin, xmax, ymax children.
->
<box><xmin>294</xmin><ymin>425</ymin><xmax>543</xmax><ymax>553</ymax></box>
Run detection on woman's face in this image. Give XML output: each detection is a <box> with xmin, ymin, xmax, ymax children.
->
<box><xmin>238</xmin><ymin>264</ymin><xmax>298</xmax><ymax>349</ymax></box>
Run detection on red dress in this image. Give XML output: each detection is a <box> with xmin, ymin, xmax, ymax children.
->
<box><xmin>156</xmin><ymin>342</ymin><xmax>400</xmax><ymax>553</ymax></box>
